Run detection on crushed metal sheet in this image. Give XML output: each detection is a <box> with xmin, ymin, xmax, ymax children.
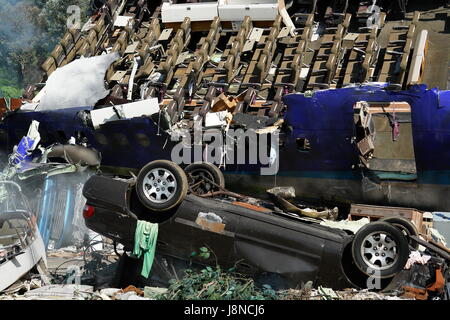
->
<box><xmin>90</xmin><ymin>98</ymin><xmax>160</xmax><ymax>129</ymax></box>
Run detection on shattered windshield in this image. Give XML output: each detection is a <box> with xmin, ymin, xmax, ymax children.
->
<box><xmin>0</xmin><ymin>181</ymin><xmax>30</xmax><ymax>215</ymax></box>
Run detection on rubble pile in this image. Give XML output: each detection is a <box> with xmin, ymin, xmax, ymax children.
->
<box><xmin>1</xmin><ymin>0</ymin><xmax>450</xmax><ymax>302</ymax></box>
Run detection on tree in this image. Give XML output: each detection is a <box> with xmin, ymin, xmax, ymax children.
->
<box><xmin>0</xmin><ymin>0</ymin><xmax>90</xmax><ymax>97</ymax></box>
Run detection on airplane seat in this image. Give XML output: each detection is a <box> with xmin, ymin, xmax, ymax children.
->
<box><xmin>150</xmin><ymin>18</ymin><xmax>161</xmax><ymax>39</ymax></box>
<box><xmin>300</xmin><ymin>26</ymin><xmax>311</xmax><ymax>41</ymax></box>
<box><xmin>407</xmin><ymin>24</ymin><xmax>416</xmax><ymax>40</ymax></box>
<box><xmin>342</xmin><ymin>13</ymin><xmax>352</xmax><ymax>30</ymax></box>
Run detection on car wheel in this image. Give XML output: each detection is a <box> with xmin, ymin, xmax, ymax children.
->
<box><xmin>136</xmin><ymin>160</ymin><xmax>188</xmax><ymax>212</ymax></box>
<box><xmin>352</xmin><ymin>222</ymin><xmax>410</xmax><ymax>278</ymax></box>
<box><xmin>184</xmin><ymin>162</ymin><xmax>225</xmax><ymax>195</ymax></box>
<box><xmin>379</xmin><ymin>216</ymin><xmax>419</xmax><ymax>249</ymax></box>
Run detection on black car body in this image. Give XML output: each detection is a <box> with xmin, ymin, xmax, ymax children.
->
<box><xmin>82</xmin><ymin>175</ymin><xmax>370</xmax><ymax>289</ymax></box>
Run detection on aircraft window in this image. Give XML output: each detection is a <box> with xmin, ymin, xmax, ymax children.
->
<box><xmin>136</xmin><ymin>133</ymin><xmax>150</xmax><ymax>147</ymax></box>
<box><xmin>95</xmin><ymin>132</ymin><xmax>108</xmax><ymax>145</ymax></box>
<box><xmin>296</xmin><ymin>138</ymin><xmax>311</xmax><ymax>152</ymax></box>
<box><xmin>56</xmin><ymin>130</ymin><xmax>68</xmax><ymax>143</ymax></box>
<box><xmin>113</xmin><ymin>133</ymin><xmax>129</xmax><ymax>147</ymax></box>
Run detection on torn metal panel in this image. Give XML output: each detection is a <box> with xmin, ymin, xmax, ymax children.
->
<box><xmin>90</xmin><ymin>98</ymin><xmax>160</xmax><ymax>129</ymax></box>
<box><xmin>47</xmin><ymin>144</ymin><xmax>101</xmax><ymax>167</ymax></box>
<box><xmin>36</xmin><ymin>172</ymin><xmax>94</xmax><ymax>249</ymax></box>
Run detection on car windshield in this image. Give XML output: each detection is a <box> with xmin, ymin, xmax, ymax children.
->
<box><xmin>0</xmin><ymin>181</ymin><xmax>30</xmax><ymax>215</ymax></box>
<box><xmin>0</xmin><ymin>181</ymin><xmax>32</xmax><ymax>253</ymax></box>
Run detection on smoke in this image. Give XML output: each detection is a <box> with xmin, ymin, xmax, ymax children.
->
<box><xmin>0</xmin><ymin>1</ymin><xmax>37</xmax><ymax>51</ymax></box>
<box><xmin>0</xmin><ymin>0</ymin><xmax>91</xmax><ymax>90</ymax></box>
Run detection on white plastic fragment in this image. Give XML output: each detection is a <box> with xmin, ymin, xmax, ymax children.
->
<box><xmin>23</xmin><ymin>284</ymin><xmax>93</xmax><ymax>300</ymax></box>
<box><xmin>198</xmin><ymin>212</ymin><xmax>223</xmax><ymax>223</ymax></box>
<box><xmin>99</xmin><ymin>288</ymin><xmax>121</xmax><ymax>297</ymax></box>
<box><xmin>114</xmin><ymin>15</ymin><xmax>134</xmax><ymax>27</ymax></box>
<box><xmin>320</xmin><ymin>217</ymin><xmax>371</xmax><ymax>234</ymax></box>
<box><xmin>404</xmin><ymin>251</ymin><xmax>432</xmax><ymax>269</ymax></box>
<box><xmin>429</xmin><ymin>227</ymin><xmax>448</xmax><ymax>247</ymax></box>
<box><xmin>204</xmin><ymin>111</ymin><xmax>229</xmax><ymax>128</ymax></box>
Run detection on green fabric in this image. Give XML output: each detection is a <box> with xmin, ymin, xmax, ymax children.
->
<box><xmin>133</xmin><ymin>220</ymin><xmax>158</xmax><ymax>278</ymax></box>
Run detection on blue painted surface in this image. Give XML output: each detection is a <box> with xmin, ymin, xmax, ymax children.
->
<box><xmin>3</xmin><ymin>84</ymin><xmax>450</xmax><ymax>209</ymax></box>
<box><xmin>38</xmin><ymin>177</ymin><xmax>53</xmax><ymax>248</ymax></box>
<box><xmin>36</xmin><ymin>174</ymin><xmax>80</xmax><ymax>249</ymax></box>
<box><xmin>282</xmin><ymin>84</ymin><xmax>450</xmax><ymax>184</ymax></box>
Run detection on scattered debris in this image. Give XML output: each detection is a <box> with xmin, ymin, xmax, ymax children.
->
<box><xmin>0</xmin><ymin>181</ymin><xmax>47</xmax><ymax>292</ymax></box>
<box><xmin>405</xmin><ymin>251</ymin><xmax>432</xmax><ymax>269</ymax></box>
<box><xmin>320</xmin><ymin>217</ymin><xmax>370</xmax><ymax>234</ymax></box>
<box><xmin>90</xmin><ymin>98</ymin><xmax>160</xmax><ymax>129</ymax></box>
<box><xmin>1</xmin><ymin>0</ymin><xmax>450</xmax><ymax>302</ymax></box>
<box><xmin>23</xmin><ymin>284</ymin><xmax>94</xmax><ymax>300</ymax></box>
<box><xmin>268</xmin><ymin>187</ymin><xmax>338</xmax><ymax>220</ymax></box>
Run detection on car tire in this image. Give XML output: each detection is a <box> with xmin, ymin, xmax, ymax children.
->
<box><xmin>136</xmin><ymin>160</ymin><xmax>188</xmax><ymax>212</ymax></box>
<box><xmin>352</xmin><ymin>221</ymin><xmax>410</xmax><ymax>278</ymax></box>
<box><xmin>184</xmin><ymin>162</ymin><xmax>225</xmax><ymax>195</ymax></box>
<box><xmin>379</xmin><ymin>216</ymin><xmax>419</xmax><ymax>249</ymax></box>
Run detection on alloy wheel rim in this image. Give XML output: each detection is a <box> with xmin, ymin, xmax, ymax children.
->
<box><xmin>360</xmin><ymin>231</ymin><xmax>399</xmax><ymax>271</ymax></box>
<box><xmin>143</xmin><ymin>168</ymin><xmax>177</xmax><ymax>203</ymax></box>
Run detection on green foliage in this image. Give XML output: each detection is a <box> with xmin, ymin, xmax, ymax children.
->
<box><xmin>0</xmin><ymin>0</ymin><xmax>90</xmax><ymax>95</ymax></box>
<box><xmin>198</xmin><ymin>246</ymin><xmax>211</xmax><ymax>260</ymax></box>
<box><xmin>0</xmin><ymin>86</ymin><xmax>23</xmax><ymax>98</ymax></box>
<box><xmin>157</xmin><ymin>247</ymin><xmax>279</xmax><ymax>300</ymax></box>
<box><xmin>158</xmin><ymin>266</ymin><xmax>279</xmax><ymax>300</ymax></box>
<box><xmin>0</xmin><ymin>66</ymin><xmax>22</xmax><ymax>98</ymax></box>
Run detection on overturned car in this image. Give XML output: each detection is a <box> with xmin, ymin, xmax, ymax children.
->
<box><xmin>81</xmin><ymin>159</ymin><xmax>440</xmax><ymax>290</ymax></box>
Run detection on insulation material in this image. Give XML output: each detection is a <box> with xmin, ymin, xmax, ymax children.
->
<box><xmin>320</xmin><ymin>217</ymin><xmax>371</xmax><ymax>234</ymax></box>
<box><xmin>404</xmin><ymin>251</ymin><xmax>432</xmax><ymax>269</ymax></box>
<box><xmin>37</xmin><ymin>53</ymin><xmax>120</xmax><ymax>111</ymax></box>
